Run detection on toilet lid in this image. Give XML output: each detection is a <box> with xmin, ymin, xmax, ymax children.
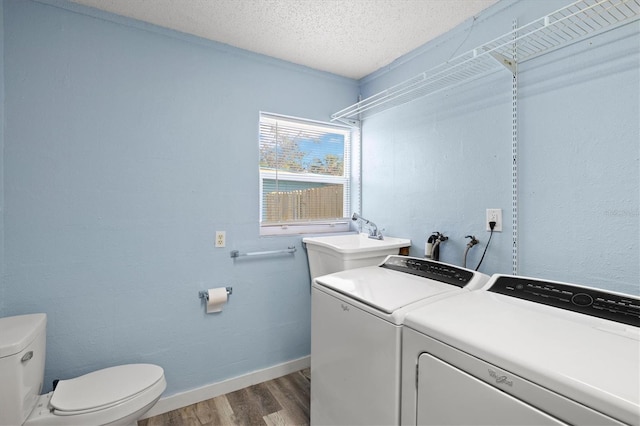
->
<box><xmin>50</xmin><ymin>364</ymin><xmax>164</xmax><ymax>413</ymax></box>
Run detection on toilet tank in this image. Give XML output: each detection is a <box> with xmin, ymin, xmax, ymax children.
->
<box><xmin>303</xmin><ymin>233</ymin><xmax>411</xmax><ymax>281</ymax></box>
<box><xmin>0</xmin><ymin>313</ymin><xmax>47</xmax><ymax>426</ymax></box>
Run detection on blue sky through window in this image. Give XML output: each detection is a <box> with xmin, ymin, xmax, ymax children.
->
<box><xmin>297</xmin><ymin>133</ymin><xmax>344</xmax><ymax>172</ymax></box>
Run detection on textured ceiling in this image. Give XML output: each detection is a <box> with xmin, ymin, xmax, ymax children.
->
<box><xmin>70</xmin><ymin>0</ymin><xmax>498</xmax><ymax>79</ymax></box>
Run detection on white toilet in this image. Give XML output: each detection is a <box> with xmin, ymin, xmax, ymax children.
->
<box><xmin>0</xmin><ymin>313</ymin><xmax>166</xmax><ymax>426</ymax></box>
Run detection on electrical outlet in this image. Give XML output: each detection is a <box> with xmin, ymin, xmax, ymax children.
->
<box><xmin>215</xmin><ymin>231</ymin><xmax>226</xmax><ymax>248</ymax></box>
<box><xmin>486</xmin><ymin>209</ymin><xmax>503</xmax><ymax>232</ymax></box>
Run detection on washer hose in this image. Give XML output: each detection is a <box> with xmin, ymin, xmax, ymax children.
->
<box><xmin>463</xmin><ymin>235</ymin><xmax>479</xmax><ymax>268</ymax></box>
<box><xmin>427</xmin><ymin>232</ymin><xmax>447</xmax><ymax>261</ymax></box>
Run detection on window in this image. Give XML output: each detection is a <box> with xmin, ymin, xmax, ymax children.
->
<box><xmin>259</xmin><ymin>112</ymin><xmax>356</xmax><ymax>235</ymax></box>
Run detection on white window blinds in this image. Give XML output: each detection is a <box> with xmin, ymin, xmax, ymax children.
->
<box><xmin>259</xmin><ymin>112</ymin><xmax>353</xmax><ymax>235</ymax></box>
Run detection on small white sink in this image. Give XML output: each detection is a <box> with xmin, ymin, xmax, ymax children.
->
<box><xmin>303</xmin><ymin>233</ymin><xmax>411</xmax><ymax>254</ymax></box>
<box><xmin>303</xmin><ymin>233</ymin><xmax>411</xmax><ymax>280</ymax></box>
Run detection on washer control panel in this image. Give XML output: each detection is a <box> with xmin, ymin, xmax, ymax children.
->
<box><xmin>488</xmin><ymin>276</ymin><xmax>640</xmax><ymax>327</ymax></box>
<box><xmin>380</xmin><ymin>256</ymin><xmax>474</xmax><ymax>287</ymax></box>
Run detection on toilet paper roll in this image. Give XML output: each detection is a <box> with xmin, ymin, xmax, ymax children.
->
<box><xmin>206</xmin><ymin>288</ymin><xmax>228</xmax><ymax>313</ymax></box>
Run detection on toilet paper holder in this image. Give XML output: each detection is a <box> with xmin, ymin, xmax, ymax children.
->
<box><xmin>199</xmin><ymin>287</ymin><xmax>233</xmax><ymax>301</ymax></box>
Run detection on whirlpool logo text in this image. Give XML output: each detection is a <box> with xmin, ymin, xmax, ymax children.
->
<box><xmin>488</xmin><ymin>369</ymin><xmax>513</xmax><ymax>387</ymax></box>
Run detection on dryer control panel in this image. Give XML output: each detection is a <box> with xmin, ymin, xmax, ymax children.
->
<box><xmin>380</xmin><ymin>256</ymin><xmax>474</xmax><ymax>287</ymax></box>
<box><xmin>488</xmin><ymin>276</ymin><xmax>640</xmax><ymax>327</ymax></box>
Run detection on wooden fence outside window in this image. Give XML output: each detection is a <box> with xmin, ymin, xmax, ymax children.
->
<box><xmin>264</xmin><ymin>184</ymin><xmax>343</xmax><ymax>222</ymax></box>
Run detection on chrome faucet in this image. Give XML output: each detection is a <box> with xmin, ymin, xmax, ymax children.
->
<box><xmin>352</xmin><ymin>213</ymin><xmax>383</xmax><ymax>240</ymax></box>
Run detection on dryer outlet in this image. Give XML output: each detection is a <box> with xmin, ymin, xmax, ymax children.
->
<box><xmin>486</xmin><ymin>209</ymin><xmax>502</xmax><ymax>232</ymax></box>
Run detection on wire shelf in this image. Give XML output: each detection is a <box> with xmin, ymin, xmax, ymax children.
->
<box><xmin>331</xmin><ymin>0</ymin><xmax>640</xmax><ymax>123</ymax></box>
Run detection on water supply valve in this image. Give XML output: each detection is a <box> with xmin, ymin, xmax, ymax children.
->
<box><xmin>425</xmin><ymin>232</ymin><xmax>447</xmax><ymax>261</ymax></box>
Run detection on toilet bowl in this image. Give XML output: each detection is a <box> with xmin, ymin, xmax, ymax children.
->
<box><xmin>24</xmin><ymin>363</ymin><xmax>166</xmax><ymax>426</ymax></box>
<box><xmin>0</xmin><ymin>314</ymin><xmax>166</xmax><ymax>426</ymax></box>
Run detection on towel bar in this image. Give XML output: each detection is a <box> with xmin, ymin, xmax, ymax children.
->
<box><xmin>230</xmin><ymin>246</ymin><xmax>296</xmax><ymax>258</ymax></box>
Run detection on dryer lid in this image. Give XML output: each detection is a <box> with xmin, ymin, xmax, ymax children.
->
<box><xmin>50</xmin><ymin>364</ymin><xmax>164</xmax><ymax>413</ymax></box>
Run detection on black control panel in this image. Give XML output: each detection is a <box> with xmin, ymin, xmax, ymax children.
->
<box><xmin>488</xmin><ymin>276</ymin><xmax>640</xmax><ymax>327</ymax></box>
<box><xmin>380</xmin><ymin>256</ymin><xmax>475</xmax><ymax>288</ymax></box>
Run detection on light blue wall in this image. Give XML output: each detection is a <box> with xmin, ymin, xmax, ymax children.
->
<box><xmin>1</xmin><ymin>0</ymin><xmax>357</xmax><ymax>396</ymax></box>
<box><xmin>0</xmin><ymin>0</ymin><xmax>4</xmax><ymax>314</ymax></box>
<box><xmin>359</xmin><ymin>0</ymin><xmax>639</xmax><ymax>295</ymax></box>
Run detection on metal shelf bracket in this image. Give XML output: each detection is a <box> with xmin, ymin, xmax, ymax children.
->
<box><xmin>488</xmin><ymin>51</ymin><xmax>517</xmax><ymax>75</ymax></box>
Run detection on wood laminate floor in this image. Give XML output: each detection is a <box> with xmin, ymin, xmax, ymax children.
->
<box><xmin>138</xmin><ymin>369</ymin><xmax>310</xmax><ymax>426</ymax></box>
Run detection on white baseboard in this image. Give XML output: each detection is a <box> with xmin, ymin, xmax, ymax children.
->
<box><xmin>141</xmin><ymin>356</ymin><xmax>311</xmax><ymax>419</ymax></box>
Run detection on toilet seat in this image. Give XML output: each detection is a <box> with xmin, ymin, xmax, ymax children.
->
<box><xmin>50</xmin><ymin>364</ymin><xmax>164</xmax><ymax>415</ymax></box>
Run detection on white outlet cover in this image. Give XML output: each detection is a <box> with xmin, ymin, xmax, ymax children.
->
<box><xmin>486</xmin><ymin>209</ymin><xmax>502</xmax><ymax>232</ymax></box>
<box><xmin>215</xmin><ymin>231</ymin><xmax>226</xmax><ymax>247</ymax></box>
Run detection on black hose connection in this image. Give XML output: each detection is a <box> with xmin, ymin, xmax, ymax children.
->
<box><xmin>426</xmin><ymin>232</ymin><xmax>448</xmax><ymax>261</ymax></box>
<box><xmin>463</xmin><ymin>235</ymin><xmax>479</xmax><ymax>269</ymax></box>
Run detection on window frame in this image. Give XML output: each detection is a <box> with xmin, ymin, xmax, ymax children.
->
<box><xmin>258</xmin><ymin>112</ymin><xmax>356</xmax><ymax>236</ymax></box>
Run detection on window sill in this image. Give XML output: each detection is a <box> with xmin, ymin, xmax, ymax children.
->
<box><xmin>260</xmin><ymin>221</ymin><xmax>350</xmax><ymax>236</ymax></box>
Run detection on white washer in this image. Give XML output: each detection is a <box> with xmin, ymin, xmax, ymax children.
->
<box><xmin>401</xmin><ymin>274</ymin><xmax>640</xmax><ymax>426</ymax></box>
<box><xmin>311</xmin><ymin>255</ymin><xmax>489</xmax><ymax>426</ymax></box>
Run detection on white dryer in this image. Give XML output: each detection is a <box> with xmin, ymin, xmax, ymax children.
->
<box><xmin>311</xmin><ymin>255</ymin><xmax>489</xmax><ymax>426</ymax></box>
<box><xmin>401</xmin><ymin>274</ymin><xmax>640</xmax><ymax>426</ymax></box>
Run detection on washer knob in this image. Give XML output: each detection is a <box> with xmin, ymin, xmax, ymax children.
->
<box><xmin>571</xmin><ymin>293</ymin><xmax>593</xmax><ymax>306</ymax></box>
